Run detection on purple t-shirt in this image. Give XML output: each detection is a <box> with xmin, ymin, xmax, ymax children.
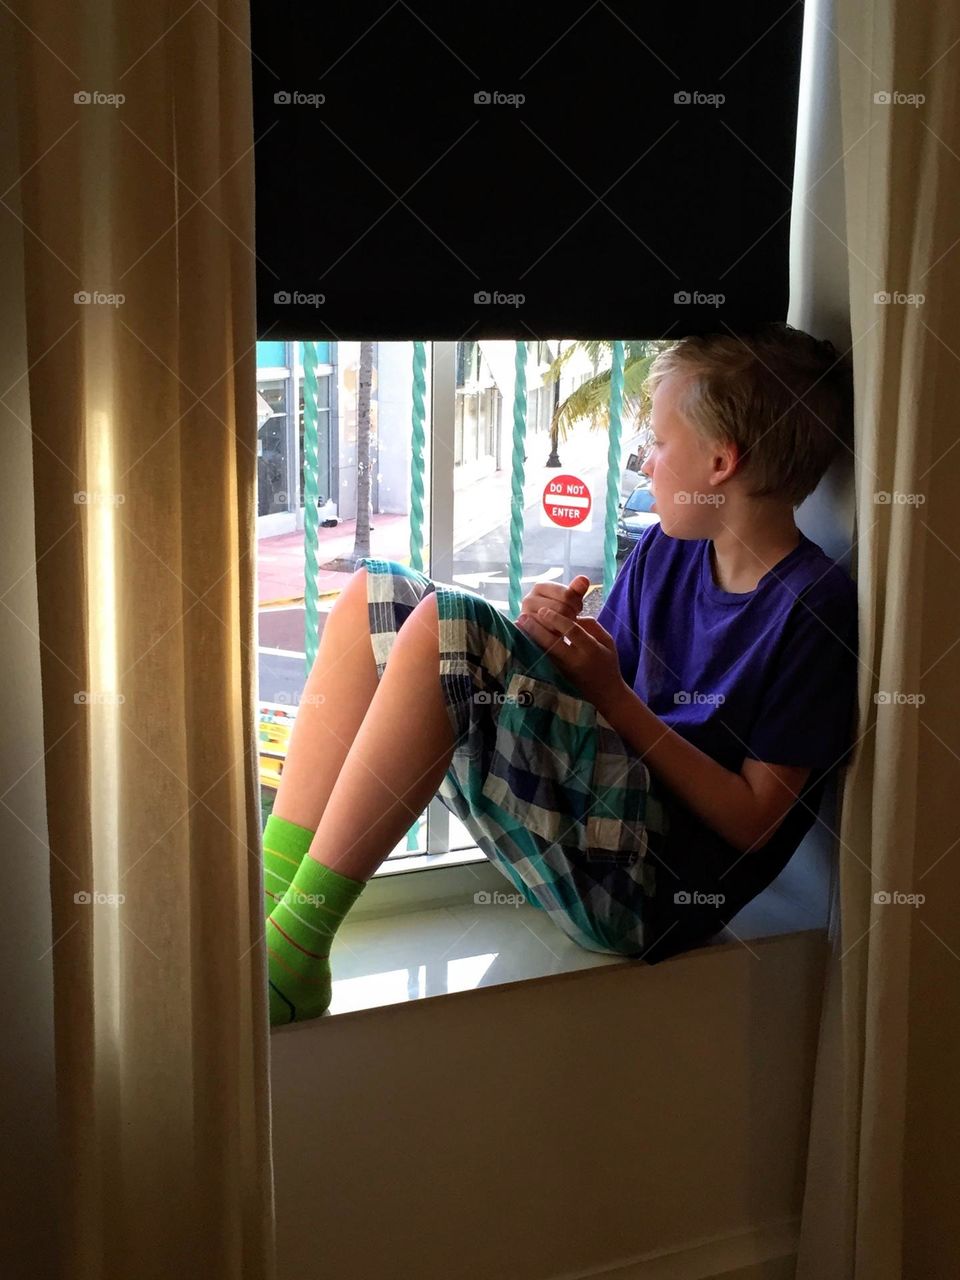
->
<box><xmin>596</xmin><ymin>522</ymin><xmax>859</xmax><ymax>956</ymax></box>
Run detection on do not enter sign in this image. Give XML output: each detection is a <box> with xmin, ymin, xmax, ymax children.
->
<box><xmin>541</xmin><ymin>474</ymin><xmax>592</xmax><ymax>531</ymax></box>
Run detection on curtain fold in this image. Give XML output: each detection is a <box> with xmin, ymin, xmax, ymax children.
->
<box><xmin>12</xmin><ymin>1</ymin><xmax>274</xmax><ymax>1275</ymax></box>
<box><xmin>796</xmin><ymin>0</ymin><xmax>960</xmax><ymax>1274</ymax></box>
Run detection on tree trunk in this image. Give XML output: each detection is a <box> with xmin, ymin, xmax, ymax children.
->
<box><xmin>353</xmin><ymin>341</ymin><xmax>374</xmax><ymax>559</ymax></box>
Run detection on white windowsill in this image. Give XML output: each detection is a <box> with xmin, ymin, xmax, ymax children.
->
<box><xmin>269</xmin><ymin>896</ymin><xmax>628</xmax><ymax>1030</ymax></box>
<box><xmin>269</xmin><ymin>832</ymin><xmax>831</xmax><ymax>1031</ymax></box>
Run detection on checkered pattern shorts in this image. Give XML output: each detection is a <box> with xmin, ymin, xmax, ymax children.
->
<box><xmin>356</xmin><ymin>557</ymin><xmax>673</xmax><ymax>957</ymax></box>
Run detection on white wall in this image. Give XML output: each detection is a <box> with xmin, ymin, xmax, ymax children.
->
<box><xmin>271</xmin><ymin>933</ymin><xmax>826</xmax><ymax>1279</ymax></box>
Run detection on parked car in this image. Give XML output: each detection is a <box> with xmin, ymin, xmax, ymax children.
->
<box><xmin>620</xmin><ymin>428</ymin><xmax>650</xmax><ymax>500</ymax></box>
<box><xmin>616</xmin><ymin>480</ymin><xmax>659</xmax><ymax>558</ymax></box>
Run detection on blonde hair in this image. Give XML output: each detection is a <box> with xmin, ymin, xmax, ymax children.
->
<box><xmin>645</xmin><ymin>322</ymin><xmax>854</xmax><ymax>507</ymax></box>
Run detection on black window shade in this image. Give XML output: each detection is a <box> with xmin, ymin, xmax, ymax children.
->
<box><xmin>251</xmin><ymin>2</ymin><xmax>805</xmax><ymax>342</ymax></box>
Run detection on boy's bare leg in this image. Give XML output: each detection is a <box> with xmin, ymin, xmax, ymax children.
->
<box><xmin>303</xmin><ymin>592</ymin><xmax>456</xmax><ymax>883</ymax></box>
<box><xmin>271</xmin><ymin>567</ymin><xmax>381</xmax><ymax>832</ymax></box>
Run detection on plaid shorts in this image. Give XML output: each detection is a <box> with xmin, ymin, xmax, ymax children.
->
<box><xmin>356</xmin><ymin>556</ymin><xmax>673</xmax><ymax>957</ymax></box>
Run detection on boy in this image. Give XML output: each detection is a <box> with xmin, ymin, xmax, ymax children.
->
<box><xmin>263</xmin><ymin>322</ymin><xmax>859</xmax><ymax>1024</ymax></box>
<box><xmin>542</xmin><ymin>324</ymin><xmax>859</xmax><ymax>959</ymax></box>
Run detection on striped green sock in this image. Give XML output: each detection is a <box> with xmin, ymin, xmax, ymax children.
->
<box><xmin>262</xmin><ymin>813</ymin><xmax>314</xmax><ymax>919</ymax></box>
<box><xmin>267</xmin><ymin>855</ymin><xmax>367</xmax><ymax>1025</ymax></box>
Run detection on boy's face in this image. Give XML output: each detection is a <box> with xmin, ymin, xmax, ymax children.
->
<box><xmin>640</xmin><ymin>373</ymin><xmax>732</xmax><ymax>538</ymax></box>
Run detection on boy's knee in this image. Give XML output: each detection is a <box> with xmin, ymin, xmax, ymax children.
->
<box><xmin>408</xmin><ymin>592</ymin><xmax>440</xmax><ymax>638</ymax></box>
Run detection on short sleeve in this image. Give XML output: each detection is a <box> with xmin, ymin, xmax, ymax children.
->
<box><xmin>595</xmin><ymin>526</ymin><xmax>657</xmax><ymax>690</ymax></box>
<box><xmin>743</xmin><ymin>580</ymin><xmax>859</xmax><ymax>771</ymax></box>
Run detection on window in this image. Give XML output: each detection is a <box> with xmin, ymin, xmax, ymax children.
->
<box><xmin>256</xmin><ymin>339</ymin><xmax>657</xmax><ymax>898</ymax></box>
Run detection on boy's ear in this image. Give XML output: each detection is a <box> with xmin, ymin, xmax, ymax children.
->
<box><xmin>710</xmin><ymin>439</ymin><xmax>740</xmax><ymax>485</ymax></box>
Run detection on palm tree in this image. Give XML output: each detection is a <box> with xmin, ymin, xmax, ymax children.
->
<box><xmin>352</xmin><ymin>340</ymin><xmax>374</xmax><ymax>561</ymax></box>
<box><xmin>542</xmin><ymin>339</ymin><xmax>670</xmax><ymax>447</ymax></box>
<box><xmin>322</xmin><ymin>340</ymin><xmax>375</xmax><ymax>571</ymax></box>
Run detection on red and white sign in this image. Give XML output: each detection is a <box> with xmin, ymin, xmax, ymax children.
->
<box><xmin>540</xmin><ymin>473</ymin><xmax>592</xmax><ymax>531</ymax></box>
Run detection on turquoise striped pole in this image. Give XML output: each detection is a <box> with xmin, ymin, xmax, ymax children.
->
<box><xmin>409</xmin><ymin>340</ymin><xmax>427</xmax><ymax>572</ymax></box>
<box><xmin>302</xmin><ymin>340</ymin><xmax>321</xmax><ymax>671</ymax></box>
<box><xmin>406</xmin><ymin>340</ymin><xmax>429</xmax><ymax>850</ymax></box>
<box><xmin>603</xmin><ymin>340</ymin><xmax>625</xmax><ymax>599</ymax></box>
<box><xmin>507</xmin><ymin>341</ymin><xmax>528</xmax><ymax>619</ymax></box>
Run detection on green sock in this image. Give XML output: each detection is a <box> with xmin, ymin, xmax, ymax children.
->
<box><xmin>267</xmin><ymin>855</ymin><xmax>367</xmax><ymax>1026</ymax></box>
<box><xmin>262</xmin><ymin>813</ymin><xmax>314</xmax><ymax>919</ymax></box>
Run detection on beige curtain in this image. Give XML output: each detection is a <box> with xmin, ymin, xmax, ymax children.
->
<box><xmin>796</xmin><ymin>0</ymin><xmax>960</xmax><ymax>1273</ymax></box>
<box><xmin>11</xmin><ymin>1</ymin><xmax>274</xmax><ymax>1275</ymax></box>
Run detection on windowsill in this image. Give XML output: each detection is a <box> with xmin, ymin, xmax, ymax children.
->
<box><xmin>270</xmin><ymin>843</ymin><xmax>831</xmax><ymax>1031</ymax></box>
<box><xmin>270</xmin><ymin>897</ymin><xmax>629</xmax><ymax>1031</ymax></box>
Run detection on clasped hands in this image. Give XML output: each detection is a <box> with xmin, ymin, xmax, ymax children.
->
<box><xmin>515</xmin><ymin>574</ymin><xmax>626</xmax><ymax>718</ymax></box>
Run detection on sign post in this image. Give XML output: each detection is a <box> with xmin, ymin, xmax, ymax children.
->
<box><xmin>540</xmin><ymin>473</ymin><xmax>592</xmax><ymax>584</ymax></box>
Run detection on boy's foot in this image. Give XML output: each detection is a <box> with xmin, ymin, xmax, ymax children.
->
<box><xmin>266</xmin><ymin>855</ymin><xmax>366</xmax><ymax>1025</ymax></box>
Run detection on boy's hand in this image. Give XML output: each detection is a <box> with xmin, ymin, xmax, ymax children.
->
<box><xmin>515</xmin><ymin>595</ymin><xmax>626</xmax><ymax>720</ymax></box>
<box><xmin>518</xmin><ymin>574</ymin><xmax>590</xmax><ymax>625</ymax></box>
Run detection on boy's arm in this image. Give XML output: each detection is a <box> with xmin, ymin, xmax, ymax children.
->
<box><xmin>598</xmin><ymin>685</ymin><xmax>811</xmax><ymax>854</ymax></box>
